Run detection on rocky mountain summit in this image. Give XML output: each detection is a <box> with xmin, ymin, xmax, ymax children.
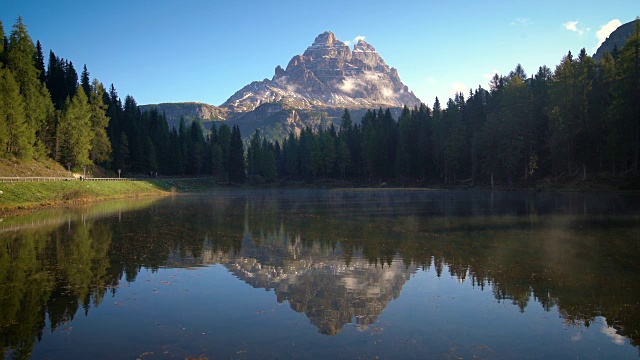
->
<box><xmin>594</xmin><ymin>19</ymin><xmax>639</xmax><ymax>61</ymax></box>
<box><xmin>222</xmin><ymin>31</ymin><xmax>421</xmax><ymax>113</ymax></box>
<box><xmin>142</xmin><ymin>31</ymin><xmax>421</xmax><ymax>140</ymax></box>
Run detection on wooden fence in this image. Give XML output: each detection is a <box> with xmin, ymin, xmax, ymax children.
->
<box><xmin>0</xmin><ymin>177</ymin><xmax>134</xmax><ymax>182</ymax></box>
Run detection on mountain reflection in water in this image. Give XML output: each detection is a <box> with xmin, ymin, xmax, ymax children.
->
<box><xmin>1</xmin><ymin>190</ymin><xmax>639</xmax><ymax>359</ymax></box>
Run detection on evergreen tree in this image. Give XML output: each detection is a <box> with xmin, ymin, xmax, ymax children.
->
<box><xmin>81</xmin><ymin>64</ymin><xmax>90</xmax><ymax>98</ymax></box>
<box><xmin>147</xmin><ymin>108</ymin><xmax>170</xmax><ymax>175</ymax></box>
<box><xmin>46</xmin><ymin>51</ymin><xmax>66</xmax><ymax>110</ymax></box>
<box><xmin>228</xmin><ymin>124</ymin><xmax>245</xmax><ymax>183</ymax></box>
<box><xmin>416</xmin><ymin>103</ymin><xmax>433</xmax><ymax>180</ymax></box>
<box><xmin>247</xmin><ymin>129</ymin><xmax>262</xmax><ymax>177</ymax></box>
<box><xmin>105</xmin><ymin>84</ymin><xmax>123</xmax><ymax>171</ymax></box>
<box><xmin>396</xmin><ymin>105</ymin><xmax>413</xmax><ymax>181</ymax></box>
<box><xmin>260</xmin><ymin>138</ymin><xmax>277</xmax><ymax>182</ymax></box>
<box><xmin>0</xmin><ymin>67</ymin><xmax>30</xmax><ymax>157</ymax></box>
<box><xmin>34</xmin><ymin>40</ymin><xmax>45</xmax><ymax>83</ymax></box>
<box><xmin>0</xmin><ymin>20</ymin><xmax>5</xmax><ymax>63</ymax></box>
<box><xmin>122</xmin><ymin>95</ymin><xmax>143</xmax><ymax>172</ymax></box>
<box><xmin>319</xmin><ymin>127</ymin><xmax>336</xmax><ymax>177</ymax></box>
<box><xmin>209</xmin><ymin>125</ymin><xmax>224</xmax><ymax>179</ymax></box>
<box><xmin>283</xmin><ymin>132</ymin><xmax>299</xmax><ymax>178</ymax></box>
<box><xmin>6</xmin><ymin>16</ymin><xmax>53</xmax><ymax>157</ymax></box>
<box><xmin>548</xmin><ymin>51</ymin><xmax>577</xmax><ymax>174</ymax></box>
<box><xmin>57</xmin><ymin>87</ymin><xmax>92</xmax><ymax>169</ymax></box>
<box><xmin>218</xmin><ymin>123</ymin><xmax>231</xmax><ymax>179</ymax></box>
<box><xmin>167</xmin><ymin>127</ymin><xmax>183</xmax><ymax>175</ymax></box>
<box><xmin>187</xmin><ymin>120</ymin><xmax>205</xmax><ymax>175</ymax></box>
<box><xmin>615</xmin><ymin>19</ymin><xmax>640</xmax><ymax>171</ymax></box>
<box><xmin>65</xmin><ymin>60</ymin><xmax>78</xmax><ymax>98</ymax></box>
<box><xmin>117</xmin><ymin>132</ymin><xmax>130</xmax><ymax>173</ymax></box>
<box><xmin>88</xmin><ymin>79</ymin><xmax>112</xmax><ymax>164</ymax></box>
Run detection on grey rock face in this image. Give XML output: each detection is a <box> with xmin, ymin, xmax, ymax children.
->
<box><xmin>593</xmin><ymin>19</ymin><xmax>639</xmax><ymax>61</ymax></box>
<box><xmin>222</xmin><ymin>31</ymin><xmax>421</xmax><ymax>113</ymax></box>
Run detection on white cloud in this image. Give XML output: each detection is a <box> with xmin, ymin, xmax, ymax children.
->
<box><xmin>354</xmin><ymin>35</ymin><xmax>366</xmax><ymax>43</ymax></box>
<box><xmin>510</xmin><ymin>18</ymin><xmax>532</xmax><ymax>27</ymax></box>
<box><xmin>338</xmin><ymin>78</ymin><xmax>357</xmax><ymax>94</ymax></box>
<box><xmin>596</xmin><ymin>19</ymin><xmax>622</xmax><ymax>49</ymax></box>
<box><xmin>381</xmin><ymin>86</ymin><xmax>394</xmax><ymax>99</ymax></box>
<box><xmin>449</xmin><ymin>82</ymin><xmax>467</xmax><ymax>97</ymax></box>
<box><xmin>598</xmin><ymin>316</ymin><xmax>626</xmax><ymax>345</ymax></box>
<box><xmin>602</xmin><ymin>325</ymin><xmax>625</xmax><ymax>345</ymax></box>
<box><xmin>563</xmin><ymin>20</ymin><xmax>590</xmax><ymax>36</ymax></box>
<box><xmin>482</xmin><ymin>69</ymin><xmax>502</xmax><ymax>82</ymax></box>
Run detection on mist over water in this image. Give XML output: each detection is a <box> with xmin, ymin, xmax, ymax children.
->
<box><xmin>2</xmin><ymin>190</ymin><xmax>640</xmax><ymax>359</ymax></box>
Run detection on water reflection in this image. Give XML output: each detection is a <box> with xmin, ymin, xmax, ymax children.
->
<box><xmin>1</xmin><ymin>190</ymin><xmax>640</xmax><ymax>358</ymax></box>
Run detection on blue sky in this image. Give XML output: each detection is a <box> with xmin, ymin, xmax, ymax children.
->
<box><xmin>1</xmin><ymin>0</ymin><xmax>638</xmax><ymax>107</ymax></box>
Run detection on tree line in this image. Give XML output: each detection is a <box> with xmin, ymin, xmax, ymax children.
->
<box><xmin>1</xmin><ymin>17</ymin><xmax>639</xmax><ymax>186</ymax></box>
<box><xmin>246</xmin><ymin>20</ymin><xmax>640</xmax><ymax>186</ymax></box>
<box><xmin>0</xmin><ymin>17</ymin><xmax>111</xmax><ymax>171</ymax></box>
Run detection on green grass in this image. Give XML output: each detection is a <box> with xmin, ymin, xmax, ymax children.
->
<box><xmin>0</xmin><ymin>177</ymin><xmax>227</xmax><ymax>215</ymax></box>
<box><xmin>0</xmin><ymin>180</ymin><xmax>169</xmax><ymax>212</ymax></box>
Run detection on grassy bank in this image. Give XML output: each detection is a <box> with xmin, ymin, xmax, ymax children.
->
<box><xmin>0</xmin><ymin>180</ymin><xmax>169</xmax><ymax>215</ymax></box>
<box><xmin>0</xmin><ymin>177</ymin><xmax>227</xmax><ymax>217</ymax></box>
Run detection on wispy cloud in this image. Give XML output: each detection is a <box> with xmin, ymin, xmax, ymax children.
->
<box><xmin>563</xmin><ymin>20</ymin><xmax>590</xmax><ymax>36</ymax></box>
<box><xmin>482</xmin><ymin>69</ymin><xmax>502</xmax><ymax>82</ymax></box>
<box><xmin>601</xmin><ymin>324</ymin><xmax>625</xmax><ymax>345</ymax></box>
<box><xmin>510</xmin><ymin>18</ymin><xmax>532</xmax><ymax>27</ymax></box>
<box><xmin>596</xmin><ymin>19</ymin><xmax>622</xmax><ymax>50</ymax></box>
<box><xmin>449</xmin><ymin>82</ymin><xmax>467</xmax><ymax>97</ymax></box>
<box><xmin>354</xmin><ymin>35</ymin><xmax>366</xmax><ymax>43</ymax></box>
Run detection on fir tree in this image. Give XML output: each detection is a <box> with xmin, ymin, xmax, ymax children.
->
<box><xmin>57</xmin><ymin>87</ymin><xmax>92</xmax><ymax>169</ymax></box>
<box><xmin>228</xmin><ymin>124</ymin><xmax>245</xmax><ymax>183</ymax></box>
<box><xmin>88</xmin><ymin>79</ymin><xmax>112</xmax><ymax>164</ymax></box>
<box><xmin>81</xmin><ymin>64</ymin><xmax>90</xmax><ymax>98</ymax></box>
<box><xmin>34</xmin><ymin>40</ymin><xmax>45</xmax><ymax>83</ymax></box>
<box><xmin>6</xmin><ymin>16</ymin><xmax>53</xmax><ymax>157</ymax></box>
<box><xmin>0</xmin><ymin>67</ymin><xmax>30</xmax><ymax>157</ymax></box>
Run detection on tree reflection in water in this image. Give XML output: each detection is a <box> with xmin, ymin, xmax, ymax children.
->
<box><xmin>1</xmin><ymin>190</ymin><xmax>639</xmax><ymax>358</ymax></box>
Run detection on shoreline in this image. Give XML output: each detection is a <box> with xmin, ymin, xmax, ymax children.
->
<box><xmin>2</xmin><ymin>176</ymin><xmax>638</xmax><ymax>219</ymax></box>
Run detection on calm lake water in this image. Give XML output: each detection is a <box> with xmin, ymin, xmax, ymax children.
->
<box><xmin>1</xmin><ymin>189</ymin><xmax>640</xmax><ymax>359</ymax></box>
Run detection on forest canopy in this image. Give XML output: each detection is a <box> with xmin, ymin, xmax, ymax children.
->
<box><xmin>1</xmin><ymin>17</ymin><xmax>639</xmax><ymax>187</ymax></box>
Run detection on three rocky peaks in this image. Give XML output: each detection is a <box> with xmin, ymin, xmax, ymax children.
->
<box><xmin>222</xmin><ymin>31</ymin><xmax>421</xmax><ymax>113</ymax></box>
<box><xmin>141</xmin><ymin>31</ymin><xmax>422</xmax><ymax>136</ymax></box>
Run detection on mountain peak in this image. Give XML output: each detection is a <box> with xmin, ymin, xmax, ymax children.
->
<box><xmin>313</xmin><ymin>31</ymin><xmax>338</xmax><ymax>46</ymax></box>
<box><xmin>353</xmin><ymin>38</ymin><xmax>376</xmax><ymax>53</ymax></box>
<box><xmin>222</xmin><ymin>31</ymin><xmax>421</xmax><ymax>113</ymax></box>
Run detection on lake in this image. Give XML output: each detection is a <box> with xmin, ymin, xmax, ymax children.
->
<box><xmin>1</xmin><ymin>189</ymin><xmax>640</xmax><ymax>359</ymax></box>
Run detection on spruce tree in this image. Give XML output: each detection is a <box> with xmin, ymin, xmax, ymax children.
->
<box><xmin>34</xmin><ymin>40</ymin><xmax>45</xmax><ymax>83</ymax></box>
<box><xmin>81</xmin><ymin>65</ymin><xmax>90</xmax><ymax>98</ymax></box>
<box><xmin>217</xmin><ymin>123</ymin><xmax>231</xmax><ymax>177</ymax></box>
<box><xmin>57</xmin><ymin>87</ymin><xmax>92</xmax><ymax>169</ymax></box>
<box><xmin>0</xmin><ymin>67</ymin><xmax>30</xmax><ymax>157</ymax></box>
<box><xmin>88</xmin><ymin>79</ymin><xmax>112</xmax><ymax>164</ymax></box>
<box><xmin>7</xmin><ymin>16</ymin><xmax>53</xmax><ymax>157</ymax></box>
<box><xmin>616</xmin><ymin>19</ymin><xmax>640</xmax><ymax>171</ymax></box>
<box><xmin>247</xmin><ymin>129</ymin><xmax>262</xmax><ymax>177</ymax></box>
<box><xmin>0</xmin><ymin>20</ymin><xmax>5</xmax><ymax>63</ymax></box>
<box><xmin>228</xmin><ymin>124</ymin><xmax>245</xmax><ymax>183</ymax></box>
